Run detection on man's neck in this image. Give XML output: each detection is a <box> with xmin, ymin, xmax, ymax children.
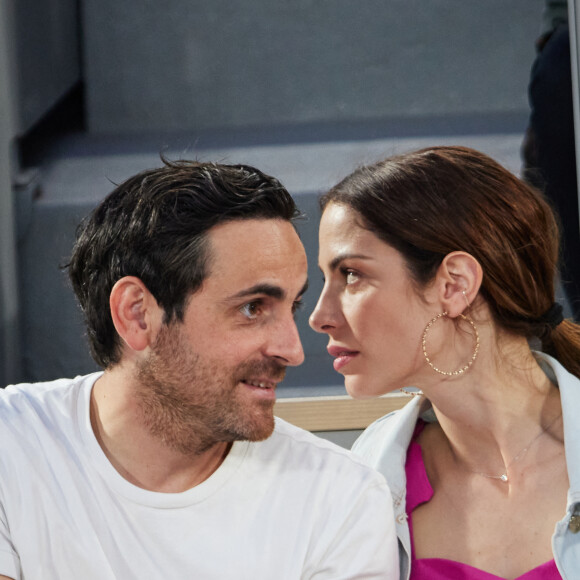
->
<box><xmin>90</xmin><ymin>369</ymin><xmax>231</xmax><ymax>493</ymax></box>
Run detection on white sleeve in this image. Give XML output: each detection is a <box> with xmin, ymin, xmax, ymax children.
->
<box><xmin>0</xmin><ymin>502</ymin><xmax>20</xmax><ymax>580</ymax></box>
<box><xmin>307</xmin><ymin>478</ymin><xmax>399</xmax><ymax>579</ymax></box>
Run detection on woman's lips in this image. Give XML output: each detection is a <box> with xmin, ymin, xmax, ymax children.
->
<box><xmin>327</xmin><ymin>346</ymin><xmax>360</xmax><ymax>372</ymax></box>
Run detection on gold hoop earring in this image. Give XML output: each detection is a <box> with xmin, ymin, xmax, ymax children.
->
<box><xmin>421</xmin><ymin>312</ymin><xmax>480</xmax><ymax>376</ymax></box>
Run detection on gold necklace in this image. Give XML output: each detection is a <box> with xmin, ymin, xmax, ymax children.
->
<box><xmin>464</xmin><ymin>413</ymin><xmax>562</xmax><ymax>483</ymax></box>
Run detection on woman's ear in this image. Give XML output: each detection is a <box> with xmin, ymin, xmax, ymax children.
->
<box><xmin>434</xmin><ymin>251</ymin><xmax>483</xmax><ymax>318</ymax></box>
<box><xmin>109</xmin><ymin>276</ymin><xmax>162</xmax><ymax>353</ymax></box>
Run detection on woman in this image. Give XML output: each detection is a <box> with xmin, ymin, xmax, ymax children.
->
<box><xmin>309</xmin><ymin>146</ymin><xmax>580</xmax><ymax>579</ymax></box>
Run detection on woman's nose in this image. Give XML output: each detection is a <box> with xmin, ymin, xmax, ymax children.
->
<box><xmin>309</xmin><ymin>290</ymin><xmax>337</xmax><ymax>334</ymax></box>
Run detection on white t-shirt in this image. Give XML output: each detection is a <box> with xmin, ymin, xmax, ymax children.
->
<box><xmin>0</xmin><ymin>374</ymin><xmax>398</xmax><ymax>579</ymax></box>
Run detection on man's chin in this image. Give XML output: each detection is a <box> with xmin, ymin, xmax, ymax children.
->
<box><xmin>229</xmin><ymin>408</ymin><xmax>276</xmax><ymax>442</ymax></box>
<box><xmin>240</xmin><ymin>416</ymin><xmax>276</xmax><ymax>442</ymax></box>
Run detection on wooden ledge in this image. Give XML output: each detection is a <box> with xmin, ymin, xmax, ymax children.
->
<box><xmin>274</xmin><ymin>392</ymin><xmax>409</xmax><ymax>432</ymax></box>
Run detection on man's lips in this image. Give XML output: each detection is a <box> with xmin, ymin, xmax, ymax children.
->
<box><xmin>242</xmin><ymin>378</ymin><xmax>277</xmax><ymax>389</ymax></box>
<box><xmin>327</xmin><ymin>346</ymin><xmax>360</xmax><ymax>372</ymax></box>
<box><xmin>240</xmin><ymin>377</ymin><xmax>279</xmax><ymax>400</ymax></box>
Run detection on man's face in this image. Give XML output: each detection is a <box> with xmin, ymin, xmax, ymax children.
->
<box><xmin>136</xmin><ymin>218</ymin><xmax>308</xmax><ymax>454</ymax></box>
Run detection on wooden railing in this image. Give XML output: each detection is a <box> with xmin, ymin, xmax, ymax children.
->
<box><xmin>274</xmin><ymin>392</ymin><xmax>409</xmax><ymax>432</ymax></box>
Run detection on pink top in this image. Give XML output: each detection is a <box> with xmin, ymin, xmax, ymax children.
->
<box><xmin>405</xmin><ymin>425</ymin><xmax>561</xmax><ymax>580</ymax></box>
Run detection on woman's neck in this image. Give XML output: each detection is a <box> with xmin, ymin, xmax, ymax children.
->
<box><xmin>419</xmin><ymin>334</ymin><xmax>563</xmax><ymax>480</ymax></box>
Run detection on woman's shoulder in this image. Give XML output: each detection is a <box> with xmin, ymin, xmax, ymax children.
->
<box><xmin>352</xmin><ymin>395</ymin><xmax>428</xmax><ymax>467</ymax></box>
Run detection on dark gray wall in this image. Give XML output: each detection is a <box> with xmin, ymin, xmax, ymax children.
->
<box><xmin>13</xmin><ymin>0</ymin><xmax>80</xmax><ymax>134</ymax></box>
<box><xmin>83</xmin><ymin>0</ymin><xmax>542</xmax><ymax>133</ymax></box>
<box><xmin>1</xmin><ymin>0</ymin><xmax>20</xmax><ymax>386</ymax></box>
<box><xmin>12</xmin><ymin>0</ymin><xmax>546</xmax><ymax>390</ymax></box>
<box><xmin>1</xmin><ymin>0</ymin><xmax>80</xmax><ymax>386</ymax></box>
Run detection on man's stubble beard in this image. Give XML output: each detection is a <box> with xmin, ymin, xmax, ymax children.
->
<box><xmin>135</xmin><ymin>323</ymin><xmax>285</xmax><ymax>456</ymax></box>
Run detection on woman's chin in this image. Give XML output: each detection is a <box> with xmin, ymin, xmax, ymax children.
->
<box><xmin>344</xmin><ymin>376</ymin><xmax>387</xmax><ymax>399</ymax></box>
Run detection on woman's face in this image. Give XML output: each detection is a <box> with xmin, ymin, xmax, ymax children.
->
<box><xmin>309</xmin><ymin>203</ymin><xmax>433</xmax><ymax>398</ymax></box>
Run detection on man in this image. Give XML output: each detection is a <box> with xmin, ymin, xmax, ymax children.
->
<box><xmin>0</xmin><ymin>159</ymin><xmax>398</xmax><ymax>579</ymax></box>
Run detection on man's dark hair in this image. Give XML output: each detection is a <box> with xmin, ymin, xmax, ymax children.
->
<box><xmin>67</xmin><ymin>158</ymin><xmax>300</xmax><ymax>369</ymax></box>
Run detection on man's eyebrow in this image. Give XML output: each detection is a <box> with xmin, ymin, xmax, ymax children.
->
<box><xmin>328</xmin><ymin>253</ymin><xmax>371</xmax><ymax>271</ymax></box>
<box><xmin>229</xmin><ymin>283</ymin><xmax>286</xmax><ymax>301</ymax></box>
<box><xmin>229</xmin><ymin>279</ymin><xmax>309</xmax><ymax>302</ymax></box>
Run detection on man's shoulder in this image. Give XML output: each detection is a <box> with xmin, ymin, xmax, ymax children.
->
<box><xmin>0</xmin><ymin>373</ymin><xmax>100</xmax><ymax>428</ymax></box>
<box><xmin>270</xmin><ymin>416</ymin><xmax>345</xmax><ymax>449</ymax></box>
<box><xmin>261</xmin><ymin>417</ymin><xmax>386</xmax><ymax>480</ymax></box>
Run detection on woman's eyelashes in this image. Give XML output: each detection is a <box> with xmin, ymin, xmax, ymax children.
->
<box><xmin>341</xmin><ymin>268</ymin><xmax>361</xmax><ymax>285</ymax></box>
<box><xmin>318</xmin><ymin>266</ymin><xmax>361</xmax><ymax>287</ymax></box>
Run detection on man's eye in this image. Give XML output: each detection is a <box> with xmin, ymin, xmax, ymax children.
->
<box><xmin>240</xmin><ymin>301</ymin><xmax>262</xmax><ymax>319</ymax></box>
<box><xmin>292</xmin><ymin>299</ymin><xmax>304</xmax><ymax>314</ymax></box>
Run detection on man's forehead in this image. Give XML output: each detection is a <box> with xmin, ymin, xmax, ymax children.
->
<box><xmin>204</xmin><ymin>218</ymin><xmax>307</xmax><ymax>288</ymax></box>
<box><xmin>208</xmin><ymin>219</ymin><xmax>304</xmax><ymax>259</ymax></box>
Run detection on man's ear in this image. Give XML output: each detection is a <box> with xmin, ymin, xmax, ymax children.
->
<box><xmin>109</xmin><ymin>276</ymin><xmax>162</xmax><ymax>352</ymax></box>
<box><xmin>432</xmin><ymin>251</ymin><xmax>483</xmax><ymax>318</ymax></box>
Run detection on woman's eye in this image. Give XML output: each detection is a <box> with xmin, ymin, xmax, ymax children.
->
<box><xmin>345</xmin><ymin>270</ymin><xmax>359</xmax><ymax>285</ymax></box>
<box><xmin>240</xmin><ymin>301</ymin><xmax>261</xmax><ymax>319</ymax></box>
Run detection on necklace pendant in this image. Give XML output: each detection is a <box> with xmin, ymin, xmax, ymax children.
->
<box><xmin>500</xmin><ymin>473</ymin><xmax>508</xmax><ymax>483</ymax></box>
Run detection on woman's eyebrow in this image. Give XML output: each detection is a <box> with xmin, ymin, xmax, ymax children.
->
<box><xmin>329</xmin><ymin>253</ymin><xmax>371</xmax><ymax>271</ymax></box>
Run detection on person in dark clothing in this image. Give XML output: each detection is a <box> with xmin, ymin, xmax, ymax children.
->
<box><xmin>523</xmin><ymin>2</ymin><xmax>580</xmax><ymax>319</ymax></box>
